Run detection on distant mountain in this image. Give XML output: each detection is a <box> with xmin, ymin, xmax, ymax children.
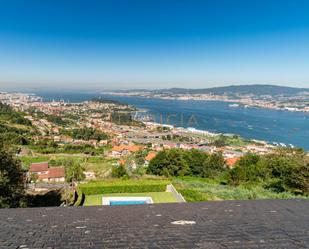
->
<box><xmin>151</xmin><ymin>85</ymin><xmax>309</xmax><ymax>96</ymax></box>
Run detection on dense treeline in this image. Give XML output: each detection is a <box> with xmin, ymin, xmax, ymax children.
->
<box><xmin>0</xmin><ymin>102</ymin><xmax>32</xmax><ymax>126</ymax></box>
<box><xmin>226</xmin><ymin>149</ymin><xmax>309</xmax><ymax>195</ymax></box>
<box><xmin>0</xmin><ymin>142</ymin><xmax>26</xmax><ymax>208</ymax></box>
<box><xmin>29</xmin><ymin>139</ymin><xmax>106</xmax><ymax>155</ymax></box>
<box><xmin>61</xmin><ymin>127</ymin><xmax>109</xmax><ymax>141</ymax></box>
<box><xmin>147</xmin><ymin>149</ymin><xmax>225</xmax><ymax>177</ymax></box>
<box><xmin>27</xmin><ymin>108</ymin><xmax>70</xmax><ymax>126</ymax></box>
<box><xmin>0</xmin><ymin>124</ymin><xmax>31</xmax><ymax>145</ymax></box>
<box><xmin>147</xmin><ymin>148</ymin><xmax>309</xmax><ymax>196</ymax></box>
<box><xmin>0</xmin><ymin>102</ymin><xmax>33</xmax><ymax>145</ymax></box>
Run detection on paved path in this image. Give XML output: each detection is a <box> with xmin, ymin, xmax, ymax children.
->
<box><xmin>1</xmin><ymin>199</ymin><xmax>308</xmax><ymax>248</ymax></box>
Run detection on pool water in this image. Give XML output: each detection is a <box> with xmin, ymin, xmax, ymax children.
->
<box><xmin>110</xmin><ymin>200</ymin><xmax>147</xmax><ymax>206</ymax></box>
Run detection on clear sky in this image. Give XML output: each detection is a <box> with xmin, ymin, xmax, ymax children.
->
<box><xmin>0</xmin><ymin>0</ymin><xmax>309</xmax><ymax>90</ymax></box>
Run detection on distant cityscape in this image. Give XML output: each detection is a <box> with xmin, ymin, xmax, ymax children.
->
<box><xmin>108</xmin><ymin>85</ymin><xmax>309</xmax><ymax>113</ymax></box>
<box><xmin>0</xmin><ymin>89</ymin><xmax>301</xmax><ymax>171</ymax></box>
<box><xmin>1</xmin><ymin>1</ymin><xmax>309</xmax><ymax>248</ymax></box>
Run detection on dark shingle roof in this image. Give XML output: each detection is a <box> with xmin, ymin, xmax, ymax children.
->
<box><xmin>0</xmin><ymin>199</ymin><xmax>308</xmax><ymax>249</ymax></box>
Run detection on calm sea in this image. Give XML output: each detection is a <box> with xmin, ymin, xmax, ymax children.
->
<box><xmin>37</xmin><ymin>91</ymin><xmax>309</xmax><ymax>151</ymax></box>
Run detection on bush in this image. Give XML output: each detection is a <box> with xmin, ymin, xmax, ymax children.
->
<box><xmin>178</xmin><ymin>189</ymin><xmax>211</xmax><ymax>202</ymax></box>
<box><xmin>79</xmin><ymin>180</ymin><xmax>170</xmax><ymax>195</ymax></box>
<box><xmin>111</xmin><ymin>165</ymin><xmax>128</xmax><ymax>178</ymax></box>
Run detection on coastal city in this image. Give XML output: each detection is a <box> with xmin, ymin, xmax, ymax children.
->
<box><xmin>1</xmin><ymin>1</ymin><xmax>309</xmax><ymax>248</ymax></box>
<box><xmin>0</xmin><ymin>91</ymin><xmax>282</xmax><ymax>174</ymax></box>
<box><xmin>0</xmin><ymin>0</ymin><xmax>309</xmax><ymax>249</ymax></box>
<box><xmin>109</xmin><ymin>87</ymin><xmax>309</xmax><ymax>112</ymax></box>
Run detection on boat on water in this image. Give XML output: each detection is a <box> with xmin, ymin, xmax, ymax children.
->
<box><xmin>229</xmin><ymin>103</ymin><xmax>240</xmax><ymax>108</ymax></box>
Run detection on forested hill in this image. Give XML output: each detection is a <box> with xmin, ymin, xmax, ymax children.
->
<box><xmin>152</xmin><ymin>85</ymin><xmax>309</xmax><ymax>96</ymax></box>
<box><xmin>0</xmin><ymin>102</ymin><xmax>33</xmax><ymax>145</ymax></box>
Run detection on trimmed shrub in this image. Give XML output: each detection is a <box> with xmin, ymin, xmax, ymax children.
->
<box><xmin>79</xmin><ymin>180</ymin><xmax>170</xmax><ymax>195</ymax></box>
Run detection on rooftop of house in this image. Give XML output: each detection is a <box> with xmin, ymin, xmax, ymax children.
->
<box><xmin>37</xmin><ymin>167</ymin><xmax>65</xmax><ymax>180</ymax></box>
<box><xmin>29</xmin><ymin>162</ymin><xmax>49</xmax><ymax>172</ymax></box>
<box><xmin>145</xmin><ymin>151</ymin><xmax>157</xmax><ymax>161</ymax></box>
<box><xmin>225</xmin><ymin>157</ymin><xmax>241</xmax><ymax>168</ymax></box>
<box><xmin>112</xmin><ymin>144</ymin><xmax>141</xmax><ymax>153</ymax></box>
<box><xmin>1</xmin><ymin>199</ymin><xmax>308</xmax><ymax>249</ymax></box>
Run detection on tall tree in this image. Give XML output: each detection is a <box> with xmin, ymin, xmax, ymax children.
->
<box><xmin>202</xmin><ymin>152</ymin><xmax>225</xmax><ymax>178</ymax></box>
<box><xmin>0</xmin><ymin>142</ymin><xmax>25</xmax><ymax>208</ymax></box>
<box><xmin>63</xmin><ymin>159</ymin><xmax>85</xmax><ymax>182</ymax></box>
<box><xmin>183</xmin><ymin>149</ymin><xmax>209</xmax><ymax>176</ymax></box>
<box><xmin>147</xmin><ymin>149</ymin><xmax>189</xmax><ymax>177</ymax></box>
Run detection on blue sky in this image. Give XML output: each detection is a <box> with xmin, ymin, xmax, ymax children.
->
<box><xmin>0</xmin><ymin>0</ymin><xmax>309</xmax><ymax>90</ymax></box>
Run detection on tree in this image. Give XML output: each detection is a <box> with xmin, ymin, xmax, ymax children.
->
<box><xmin>0</xmin><ymin>143</ymin><xmax>26</xmax><ymax>208</ymax></box>
<box><xmin>183</xmin><ymin>149</ymin><xmax>209</xmax><ymax>176</ymax></box>
<box><xmin>64</xmin><ymin>159</ymin><xmax>85</xmax><ymax>182</ymax></box>
<box><xmin>226</xmin><ymin>153</ymin><xmax>268</xmax><ymax>185</ymax></box>
<box><xmin>263</xmin><ymin>148</ymin><xmax>309</xmax><ymax>195</ymax></box>
<box><xmin>134</xmin><ymin>150</ymin><xmax>148</xmax><ymax>166</ymax></box>
<box><xmin>284</xmin><ymin>162</ymin><xmax>309</xmax><ymax>195</ymax></box>
<box><xmin>211</xmin><ymin>135</ymin><xmax>228</xmax><ymax>147</ymax></box>
<box><xmin>225</xmin><ymin>149</ymin><xmax>309</xmax><ymax>195</ymax></box>
<box><xmin>112</xmin><ymin>165</ymin><xmax>128</xmax><ymax>178</ymax></box>
<box><xmin>202</xmin><ymin>152</ymin><xmax>225</xmax><ymax>178</ymax></box>
<box><xmin>147</xmin><ymin>149</ymin><xmax>189</xmax><ymax>177</ymax></box>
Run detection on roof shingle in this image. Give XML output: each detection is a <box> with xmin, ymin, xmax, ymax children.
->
<box><xmin>0</xmin><ymin>199</ymin><xmax>308</xmax><ymax>249</ymax></box>
<box><xmin>29</xmin><ymin>162</ymin><xmax>49</xmax><ymax>172</ymax></box>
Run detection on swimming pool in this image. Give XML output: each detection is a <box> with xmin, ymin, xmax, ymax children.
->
<box><xmin>102</xmin><ymin>196</ymin><xmax>153</xmax><ymax>206</ymax></box>
<box><xmin>110</xmin><ymin>200</ymin><xmax>147</xmax><ymax>206</ymax></box>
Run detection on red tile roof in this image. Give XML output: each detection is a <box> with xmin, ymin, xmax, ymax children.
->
<box><xmin>145</xmin><ymin>151</ymin><xmax>157</xmax><ymax>161</ymax></box>
<box><xmin>226</xmin><ymin>157</ymin><xmax>241</xmax><ymax>168</ymax></box>
<box><xmin>48</xmin><ymin>167</ymin><xmax>65</xmax><ymax>178</ymax></box>
<box><xmin>112</xmin><ymin>144</ymin><xmax>142</xmax><ymax>153</ymax></box>
<box><xmin>37</xmin><ymin>167</ymin><xmax>65</xmax><ymax>180</ymax></box>
<box><xmin>127</xmin><ymin>145</ymin><xmax>141</xmax><ymax>152</ymax></box>
<box><xmin>29</xmin><ymin>162</ymin><xmax>49</xmax><ymax>173</ymax></box>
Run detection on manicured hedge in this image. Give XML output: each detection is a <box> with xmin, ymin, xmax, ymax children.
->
<box><xmin>79</xmin><ymin>180</ymin><xmax>170</xmax><ymax>195</ymax></box>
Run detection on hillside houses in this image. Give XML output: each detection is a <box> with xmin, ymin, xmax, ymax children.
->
<box><xmin>144</xmin><ymin>151</ymin><xmax>157</xmax><ymax>165</ymax></box>
<box><xmin>28</xmin><ymin>162</ymin><xmax>65</xmax><ymax>182</ymax></box>
<box><xmin>111</xmin><ymin>144</ymin><xmax>142</xmax><ymax>157</ymax></box>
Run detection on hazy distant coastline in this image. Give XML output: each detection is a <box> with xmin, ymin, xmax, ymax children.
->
<box><xmin>107</xmin><ymin>84</ymin><xmax>309</xmax><ymax>113</ymax></box>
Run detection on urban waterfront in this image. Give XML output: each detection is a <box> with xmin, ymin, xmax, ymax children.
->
<box><xmin>38</xmin><ymin>92</ymin><xmax>309</xmax><ymax>150</ymax></box>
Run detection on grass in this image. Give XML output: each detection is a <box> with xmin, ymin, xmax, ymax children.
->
<box><xmin>173</xmin><ymin>177</ymin><xmax>306</xmax><ymax>202</ymax></box>
<box><xmin>19</xmin><ymin>154</ymin><xmax>115</xmax><ymax>178</ymax></box>
<box><xmin>79</xmin><ymin>179</ymin><xmax>170</xmax><ymax>195</ymax></box>
<box><xmin>81</xmin><ymin>157</ymin><xmax>115</xmax><ymax>178</ymax></box>
<box><xmin>19</xmin><ymin>156</ymin><xmax>50</xmax><ymax>169</ymax></box>
<box><xmin>84</xmin><ymin>192</ymin><xmax>178</xmax><ymax>206</ymax></box>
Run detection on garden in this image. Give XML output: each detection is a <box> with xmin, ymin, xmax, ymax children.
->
<box><xmin>79</xmin><ymin>179</ymin><xmax>178</xmax><ymax>206</ymax></box>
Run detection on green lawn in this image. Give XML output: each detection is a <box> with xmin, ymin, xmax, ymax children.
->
<box><xmin>19</xmin><ymin>156</ymin><xmax>50</xmax><ymax>169</ymax></box>
<box><xmin>84</xmin><ymin>192</ymin><xmax>178</xmax><ymax>206</ymax></box>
